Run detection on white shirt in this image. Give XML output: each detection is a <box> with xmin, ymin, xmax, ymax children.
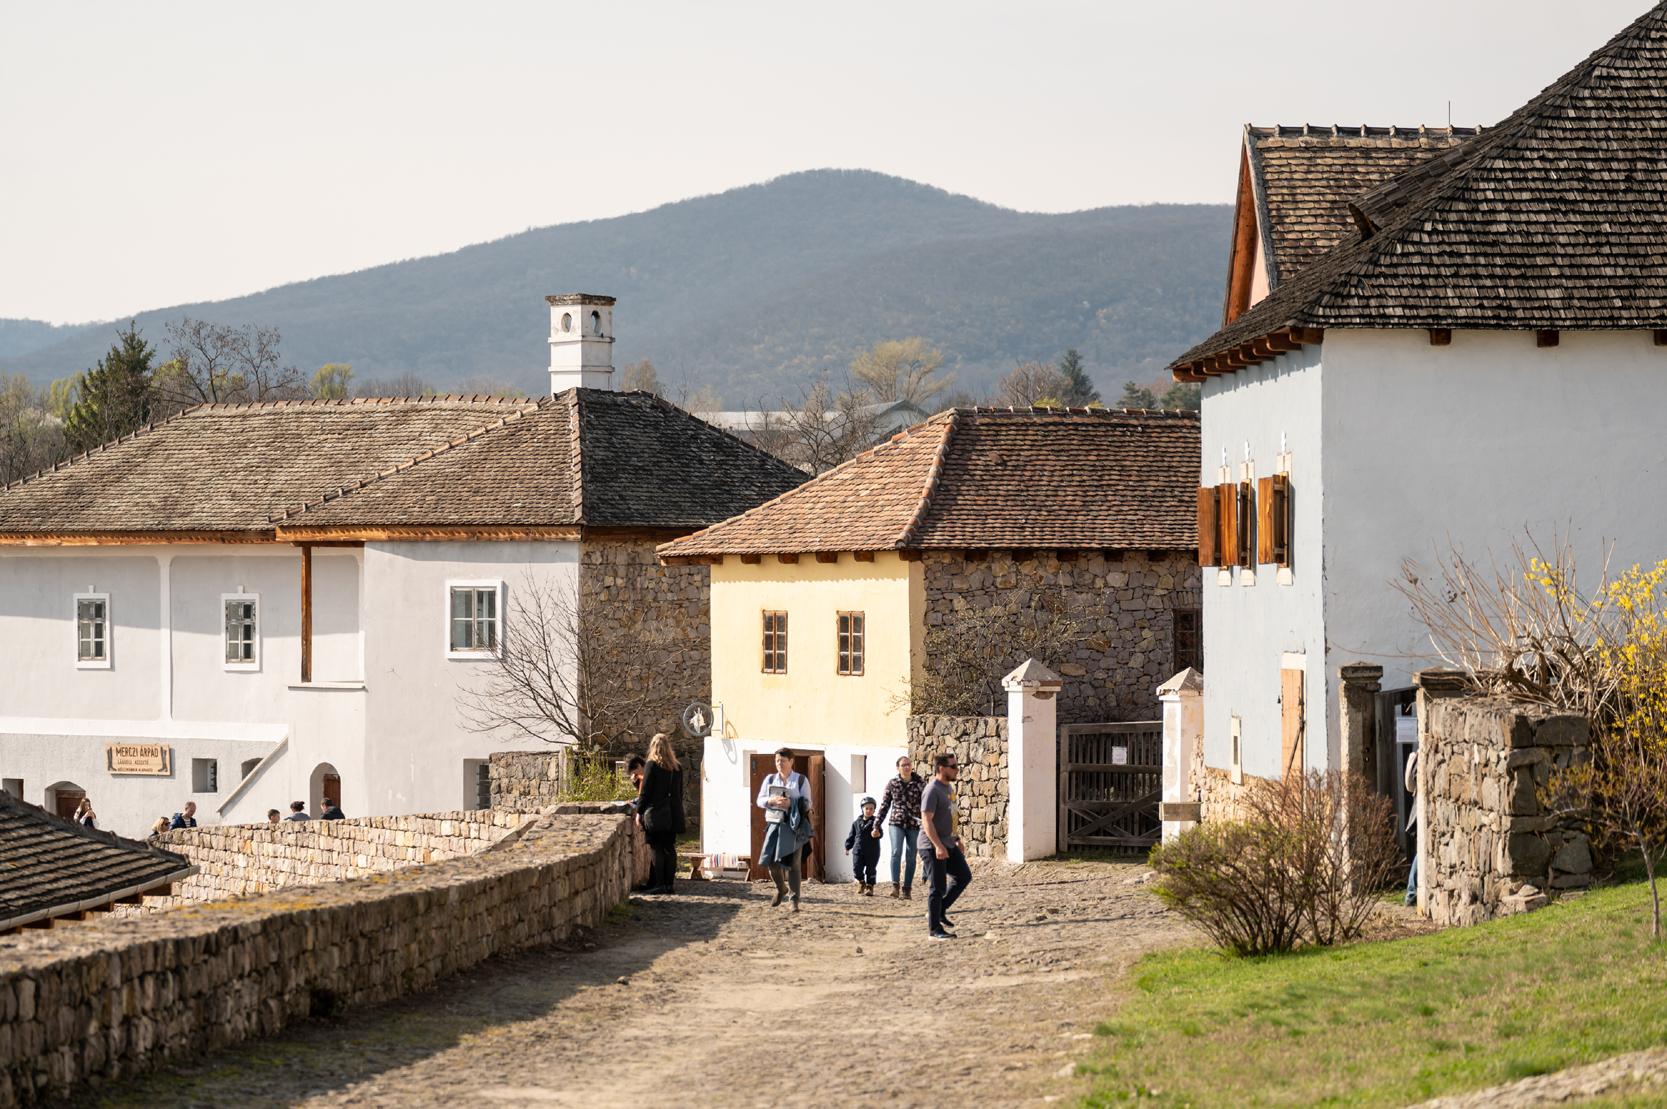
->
<box><xmin>756</xmin><ymin>770</ymin><xmax>807</xmax><ymax>810</ymax></box>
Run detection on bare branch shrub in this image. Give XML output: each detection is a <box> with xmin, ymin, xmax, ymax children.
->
<box><xmin>741</xmin><ymin>374</ymin><xmax>885</xmax><ymax>474</ymax></box>
<box><xmin>1150</xmin><ymin>771</ymin><xmax>1399</xmax><ymax>955</ymax></box>
<box><xmin>157</xmin><ymin>318</ymin><xmax>307</xmax><ymax>412</ymax></box>
<box><xmin>908</xmin><ymin>596</ymin><xmax>1085</xmax><ymax>716</ymax></box>
<box><xmin>461</xmin><ymin>573</ymin><xmax>683</xmax><ymax>754</ymax></box>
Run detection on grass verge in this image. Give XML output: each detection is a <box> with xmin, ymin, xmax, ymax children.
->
<box><xmin>1081</xmin><ymin>880</ymin><xmax>1667</xmax><ymax>1107</ymax></box>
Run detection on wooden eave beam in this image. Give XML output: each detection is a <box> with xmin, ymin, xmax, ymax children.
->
<box><xmin>1428</xmin><ymin>328</ymin><xmax>1452</xmax><ymax>346</ymax></box>
<box><xmin>852</xmin><ymin>550</ymin><xmax>876</xmax><ymax>562</ymax></box>
<box><xmin>274</xmin><ymin>525</ymin><xmax>583</xmax><ymax>543</ymax></box>
<box><xmin>739</xmin><ymin>553</ymin><xmax>762</xmax><ymax>564</ymax></box>
<box><xmin>898</xmin><ymin>549</ymin><xmax>924</xmax><ymax>562</ymax></box>
<box><xmin>813</xmin><ymin>552</ymin><xmax>839</xmax><ymax>563</ymax></box>
<box><xmin>0</xmin><ymin>529</ymin><xmax>276</xmax><ymax>547</ymax></box>
<box><xmin>1536</xmin><ymin>329</ymin><xmax>1560</xmax><ymax>348</ymax></box>
<box><xmin>1654</xmin><ymin>330</ymin><xmax>1667</xmax><ymax>347</ymax></box>
<box><xmin>777</xmin><ymin>553</ymin><xmax>800</xmax><ymax>564</ymax></box>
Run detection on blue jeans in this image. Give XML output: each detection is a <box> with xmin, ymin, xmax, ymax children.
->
<box><xmin>888</xmin><ymin>825</ymin><xmax>919</xmax><ymax>890</ymax></box>
<box><xmin>1406</xmin><ymin>848</ymin><xmax>1419</xmax><ymax>904</ymax></box>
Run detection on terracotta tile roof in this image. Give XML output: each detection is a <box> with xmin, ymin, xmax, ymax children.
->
<box><xmin>277</xmin><ymin>389</ymin><xmax>808</xmax><ymax>531</ymax></box>
<box><xmin>1175</xmin><ymin>2</ymin><xmax>1667</xmax><ymax>376</ymax></box>
<box><xmin>1247</xmin><ymin>125</ymin><xmax>1479</xmax><ymax>285</ymax></box>
<box><xmin>0</xmin><ymin>391</ymin><xmax>806</xmax><ymax>536</ymax></box>
<box><xmin>658</xmin><ymin>407</ymin><xmax>1199</xmax><ymax>557</ymax></box>
<box><xmin>0</xmin><ymin>793</ymin><xmax>193</xmax><ymax>930</ymax></box>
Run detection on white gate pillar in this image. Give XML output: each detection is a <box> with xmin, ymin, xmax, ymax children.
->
<box><xmin>1003</xmin><ymin>658</ymin><xmax>1063</xmax><ymax>863</ymax></box>
<box><xmin>1159</xmin><ymin>667</ymin><xmax>1204</xmax><ymax>842</ymax></box>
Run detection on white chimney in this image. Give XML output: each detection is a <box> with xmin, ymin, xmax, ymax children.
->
<box><xmin>546</xmin><ymin>293</ymin><xmax>616</xmax><ymax>393</ymax></box>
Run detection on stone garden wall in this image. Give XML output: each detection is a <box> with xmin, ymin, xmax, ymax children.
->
<box><xmin>128</xmin><ymin>810</ymin><xmax>525</xmax><ymax>911</ymax></box>
<box><xmin>490</xmin><ymin>751</ymin><xmax>572</xmax><ymax>813</ymax></box>
<box><xmin>907</xmin><ymin>715</ymin><xmax>1009</xmax><ymax>858</ymax></box>
<box><xmin>1420</xmin><ymin>690</ymin><xmax>1593</xmax><ymax>926</ymax></box>
<box><xmin>0</xmin><ymin>813</ymin><xmax>638</xmax><ymax>1108</ymax></box>
<box><xmin>921</xmin><ymin>549</ymin><xmax>1198</xmax><ymax>725</ymax></box>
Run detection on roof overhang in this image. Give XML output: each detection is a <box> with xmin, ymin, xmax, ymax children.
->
<box><xmin>1172</xmin><ymin>326</ymin><xmax>1324</xmax><ymax>383</ymax></box>
<box><xmin>0</xmin><ymin>864</ymin><xmax>198</xmax><ymax>933</ymax></box>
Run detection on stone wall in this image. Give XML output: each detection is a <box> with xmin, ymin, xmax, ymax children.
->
<box><xmin>0</xmin><ymin>813</ymin><xmax>637</xmax><ymax>1108</ymax></box>
<box><xmin>921</xmin><ymin>549</ymin><xmax>1198</xmax><ymax>725</ymax></box>
<box><xmin>490</xmin><ymin>750</ymin><xmax>573</xmax><ymax>814</ymax></box>
<box><xmin>128</xmin><ymin>810</ymin><xmax>525</xmax><ymax>911</ymax></box>
<box><xmin>579</xmin><ymin>537</ymin><xmax>710</xmax><ymax>749</ymax></box>
<box><xmin>906</xmin><ymin>715</ymin><xmax>1009</xmax><ymax>859</ymax></box>
<box><xmin>1421</xmin><ymin>692</ymin><xmax>1593</xmax><ymax>927</ymax></box>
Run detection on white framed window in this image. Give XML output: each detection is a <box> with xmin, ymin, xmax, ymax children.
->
<box><xmin>222</xmin><ymin>593</ymin><xmax>260</xmax><ymax>671</ymax></box>
<box><xmin>446</xmin><ymin>580</ymin><xmax>505</xmax><ymax>659</ymax></box>
<box><xmin>192</xmin><ymin>757</ymin><xmax>219</xmax><ymax>793</ymax></box>
<box><xmin>74</xmin><ymin>593</ymin><xmax>111</xmax><ymax>669</ymax></box>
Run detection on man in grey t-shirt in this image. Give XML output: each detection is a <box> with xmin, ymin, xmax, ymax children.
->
<box><xmin>919</xmin><ymin>752</ymin><xmax>972</xmax><ymax>940</ymax></box>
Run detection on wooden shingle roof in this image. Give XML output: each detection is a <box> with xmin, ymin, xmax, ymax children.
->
<box><xmin>1177</xmin><ymin>2</ymin><xmax>1667</xmax><ymax>378</ymax></box>
<box><xmin>658</xmin><ymin>407</ymin><xmax>1200</xmax><ymax>558</ymax></box>
<box><xmin>0</xmin><ymin>793</ymin><xmax>193</xmax><ymax>930</ymax></box>
<box><xmin>1247</xmin><ymin>125</ymin><xmax>1480</xmax><ymax>285</ymax></box>
<box><xmin>0</xmin><ymin>390</ymin><xmax>806</xmax><ymax>539</ymax></box>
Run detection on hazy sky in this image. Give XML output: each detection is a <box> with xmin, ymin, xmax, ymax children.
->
<box><xmin>1</xmin><ymin>0</ymin><xmax>1648</xmax><ymax>323</ymax></box>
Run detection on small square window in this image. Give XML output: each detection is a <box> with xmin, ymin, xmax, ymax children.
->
<box><xmin>1172</xmin><ymin>609</ymin><xmax>1201</xmax><ymax>675</ymax></box>
<box><xmin>448</xmin><ymin>583</ymin><xmax>503</xmax><ymax>657</ymax></box>
<box><xmin>837</xmin><ymin>611</ymin><xmax>865</xmax><ymax>676</ymax></box>
<box><xmin>762</xmin><ymin>611</ymin><xmax>788</xmax><ymax>673</ymax></box>
<box><xmin>2</xmin><ymin>778</ymin><xmax>22</xmax><ymax>800</ymax></box>
<box><xmin>465</xmin><ymin>759</ymin><xmax>491</xmax><ymax>810</ymax></box>
<box><xmin>223</xmin><ymin>594</ymin><xmax>259</xmax><ymax>670</ymax></box>
<box><xmin>192</xmin><ymin>757</ymin><xmax>219</xmax><ymax>793</ymax></box>
<box><xmin>74</xmin><ymin>593</ymin><xmax>111</xmax><ymax>668</ymax></box>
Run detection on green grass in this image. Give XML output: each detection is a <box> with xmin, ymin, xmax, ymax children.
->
<box><xmin>1081</xmin><ymin>881</ymin><xmax>1667</xmax><ymax>1107</ymax></box>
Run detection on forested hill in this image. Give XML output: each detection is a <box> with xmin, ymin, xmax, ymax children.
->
<box><xmin>2</xmin><ymin>171</ymin><xmax>1231</xmax><ymax>402</ymax></box>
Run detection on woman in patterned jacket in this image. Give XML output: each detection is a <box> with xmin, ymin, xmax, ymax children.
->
<box><xmin>872</xmin><ymin>755</ymin><xmax>926</xmax><ymax>899</ymax></box>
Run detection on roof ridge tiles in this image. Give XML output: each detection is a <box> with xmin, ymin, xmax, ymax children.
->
<box><xmin>897</xmin><ymin>410</ymin><xmax>959</xmax><ymax>549</ymax></box>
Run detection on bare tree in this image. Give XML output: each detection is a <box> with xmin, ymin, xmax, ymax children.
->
<box><xmin>994</xmin><ymin>362</ymin><xmax>1072</xmax><ymax>407</ymax></box>
<box><xmin>908</xmin><ymin>595</ymin><xmax>1086</xmax><ymax>716</ymax></box>
<box><xmin>355</xmin><ymin>372</ymin><xmax>439</xmax><ymax>398</ymax></box>
<box><xmin>0</xmin><ymin>375</ymin><xmax>67</xmax><ymax>484</ymax></box>
<box><xmin>156</xmin><ymin>318</ymin><xmax>306</xmax><ymax>411</ymax></box>
<box><xmin>851</xmin><ymin>337</ymin><xmax>953</xmax><ymax>407</ymax></box>
<box><xmin>461</xmin><ymin>573</ymin><xmax>684</xmax><ymax>754</ymax></box>
<box><xmin>743</xmin><ymin>374</ymin><xmax>885</xmax><ymax>473</ymax></box>
<box><xmin>622</xmin><ymin>359</ymin><xmax>662</xmax><ymax>395</ymax></box>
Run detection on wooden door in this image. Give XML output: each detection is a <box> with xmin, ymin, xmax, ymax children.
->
<box><xmin>53</xmin><ymin>789</ymin><xmax>85</xmax><ymax>821</ymax></box>
<box><xmin>322</xmin><ymin>773</ymin><xmax>341</xmax><ymax>808</ymax></box>
<box><xmin>745</xmin><ymin>752</ymin><xmax>827</xmax><ymax>881</ymax></box>
<box><xmin>1280</xmin><ymin>667</ymin><xmax>1306</xmax><ymax>777</ymax></box>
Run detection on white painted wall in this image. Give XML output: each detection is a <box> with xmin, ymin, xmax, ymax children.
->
<box><xmin>360</xmin><ymin>540</ymin><xmax>580</xmax><ymax>817</ymax></box>
<box><xmin>701</xmin><ymin>734</ymin><xmax>907</xmax><ymax>883</ymax></box>
<box><xmin>1198</xmin><ymin>344</ymin><xmax>1327</xmax><ymax>779</ymax></box>
<box><xmin>1321</xmin><ymin>327</ymin><xmax>1667</xmax><ymax>697</ymax></box>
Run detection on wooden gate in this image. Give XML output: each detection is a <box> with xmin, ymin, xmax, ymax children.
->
<box><xmin>1058</xmin><ymin>721</ymin><xmax>1163</xmax><ymax>850</ymax></box>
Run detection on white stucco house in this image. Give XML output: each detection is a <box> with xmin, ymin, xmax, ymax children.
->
<box><xmin>0</xmin><ymin>295</ymin><xmax>804</xmax><ymax>838</ymax></box>
<box><xmin>1169</xmin><ymin>4</ymin><xmax>1667</xmax><ymax>806</ymax></box>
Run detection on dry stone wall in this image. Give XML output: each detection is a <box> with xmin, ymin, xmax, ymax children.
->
<box><xmin>0</xmin><ymin>813</ymin><xmax>638</xmax><ymax>1108</ymax></box>
<box><xmin>1421</xmin><ymin>692</ymin><xmax>1593</xmax><ymax>926</ymax></box>
<box><xmin>132</xmin><ymin>810</ymin><xmax>524</xmax><ymax>909</ymax></box>
<box><xmin>490</xmin><ymin>751</ymin><xmax>572</xmax><ymax>813</ymax></box>
<box><xmin>907</xmin><ymin>715</ymin><xmax>1009</xmax><ymax>859</ymax></box>
<box><xmin>921</xmin><ymin>550</ymin><xmax>1198</xmax><ymax>725</ymax></box>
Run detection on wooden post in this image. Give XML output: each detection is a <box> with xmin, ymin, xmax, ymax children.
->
<box><xmin>299</xmin><ymin>544</ymin><xmax>313</xmax><ymax>684</ymax></box>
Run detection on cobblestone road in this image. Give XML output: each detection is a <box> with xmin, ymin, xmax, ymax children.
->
<box><xmin>94</xmin><ymin>858</ymin><xmax>1184</xmax><ymax>1108</ymax></box>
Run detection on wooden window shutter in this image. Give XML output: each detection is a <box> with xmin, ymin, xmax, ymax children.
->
<box><xmin>1217</xmin><ymin>483</ymin><xmax>1239</xmax><ymax>567</ymax></box>
<box><xmin>1236</xmin><ymin>482</ymin><xmax>1254</xmax><ymax>569</ymax></box>
<box><xmin>1196</xmin><ymin>486</ymin><xmax>1219</xmax><ymax>566</ymax></box>
<box><xmin>1280</xmin><ymin>667</ymin><xmax>1306</xmax><ymax>777</ymax></box>
<box><xmin>1270</xmin><ymin>474</ymin><xmax>1291</xmax><ymax>567</ymax></box>
<box><xmin>1256</xmin><ymin>477</ymin><xmax>1275</xmax><ymax>564</ymax></box>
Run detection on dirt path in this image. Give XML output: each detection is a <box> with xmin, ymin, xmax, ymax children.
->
<box><xmin>95</xmin><ymin>858</ymin><xmax>1186</xmax><ymax>1108</ymax></box>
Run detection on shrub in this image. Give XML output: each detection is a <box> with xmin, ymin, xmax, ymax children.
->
<box><xmin>556</xmin><ymin>752</ymin><xmax>639</xmax><ymax>803</ymax></box>
<box><xmin>1150</xmin><ymin>771</ymin><xmax>1400</xmax><ymax>955</ymax></box>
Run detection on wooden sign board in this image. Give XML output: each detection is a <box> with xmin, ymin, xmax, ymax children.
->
<box><xmin>107</xmin><ymin>742</ymin><xmax>172</xmax><ymax>776</ymax></box>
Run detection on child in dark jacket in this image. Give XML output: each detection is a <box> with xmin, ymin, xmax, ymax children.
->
<box><xmin>844</xmin><ymin>797</ymin><xmax>883</xmax><ymax>895</ymax></box>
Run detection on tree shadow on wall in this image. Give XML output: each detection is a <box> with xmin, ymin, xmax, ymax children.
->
<box><xmin>90</xmin><ymin>884</ymin><xmax>747</xmax><ymax>1107</ymax></box>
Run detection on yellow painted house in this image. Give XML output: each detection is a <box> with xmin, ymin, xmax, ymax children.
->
<box><xmin>661</xmin><ymin>406</ymin><xmax>1200</xmax><ymax>880</ymax></box>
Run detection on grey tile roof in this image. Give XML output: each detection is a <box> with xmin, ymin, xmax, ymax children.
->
<box><xmin>659</xmin><ymin>407</ymin><xmax>1200</xmax><ymax>557</ymax></box>
<box><xmin>1176</xmin><ymin>2</ymin><xmax>1667</xmax><ymax>375</ymax></box>
<box><xmin>1246</xmin><ymin>125</ymin><xmax>1480</xmax><ymax>285</ymax></box>
<box><xmin>0</xmin><ymin>391</ymin><xmax>806</xmax><ymax>536</ymax></box>
<box><xmin>0</xmin><ymin>793</ymin><xmax>192</xmax><ymax>929</ymax></box>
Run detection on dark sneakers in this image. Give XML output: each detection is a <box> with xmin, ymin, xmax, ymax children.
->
<box><xmin>929</xmin><ymin>930</ymin><xmax>954</xmax><ymax>941</ymax></box>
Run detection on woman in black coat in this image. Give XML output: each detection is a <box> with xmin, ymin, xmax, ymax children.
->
<box><xmin>634</xmin><ymin>732</ymin><xmax>686</xmax><ymax>895</ymax></box>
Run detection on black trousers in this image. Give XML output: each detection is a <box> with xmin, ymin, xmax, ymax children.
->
<box><xmin>646</xmin><ymin>828</ymin><xmax>677</xmax><ymax>890</ymax></box>
<box><xmin>852</xmin><ymin>854</ymin><xmax>878</xmax><ymax>884</ymax></box>
<box><xmin>920</xmin><ymin>845</ymin><xmax>971</xmax><ymax>933</ymax></box>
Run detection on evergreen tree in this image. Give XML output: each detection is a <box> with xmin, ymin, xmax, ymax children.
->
<box><xmin>1058</xmin><ymin>348</ymin><xmax>1100</xmax><ymax>405</ymax></box>
<box><xmin>63</xmin><ymin>322</ymin><xmax>155</xmax><ymax>453</ymax></box>
<box><xmin>1118</xmin><ymin>380</ymin><xmax>1158</xmax><ymax>409</ymax></box>
<box><xmin>1159</xmin><ymin>381</ymin><xmax>1201</xmax><ymax>411</ymax></box>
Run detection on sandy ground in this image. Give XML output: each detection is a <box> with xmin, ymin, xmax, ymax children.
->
<box><xmin>92</xmin><ymin>857</ymin><xmax>1188</xmax><ymax>1109</ymax></box>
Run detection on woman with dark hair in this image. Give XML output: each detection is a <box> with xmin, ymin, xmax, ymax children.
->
<box><xmin>757</xmin><ymin>747</ymin><xmax>812</xmax><ymax>911</ymax></box>
<box><xmin>635</xmin><ymin>733</ymin><xmax>686</xmax><ymax>895</ymax></box>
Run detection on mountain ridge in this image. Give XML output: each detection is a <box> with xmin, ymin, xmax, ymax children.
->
<box><xmin>1</xmin><ymin>170</ymin><xmax>1231</xmax><ymax>401</ymax></box>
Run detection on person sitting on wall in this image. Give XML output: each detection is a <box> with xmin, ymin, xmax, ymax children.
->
<box><xmin>169</xmin><ymin>801</ymin><xmax>198</xmax><ymax>830</ymax></box>
<box><xmin>267</xmin><ymin>809</ymin><xmax>281</xmax><ymax>824</ymax></box>
<box><xmin>284</xmin><ymin>800</ymin><xmax>311</xmax><ymax>822</ymax></box>
<box><xmin>148</xmin><ymin>816</ymin><xmax>171</xmax><ymax>842</ymax></box>
<box><xmin>72</xmin><ymin>797</ymin><xmax>97</xmax><ymax>830</ymax></box>
<box><xmin>321</xmin><ymin>798</ymin><xmax>346</xmax><ymax>820</ymax></box>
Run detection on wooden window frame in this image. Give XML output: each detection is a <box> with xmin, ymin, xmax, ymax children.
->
<box><xmin>222</xmin><ymin>592</ymin><xmax>260</xmax><ymax>672</ymax></box>
<box><xmin>1172</xmin><ymin>608</ymin><xmax>1201</xmax><ymax>675</ymax></box>
<box><xmin>836</xmin><ymin>611</ymin><xmax>865</xmax><ymax>676</ymax></box>
<box><xmin>1235</xmin><ymin>481</ymin><xmax>1254</xmax><ymax>570</ymax></box>
<box><xmin>762</xmin><ymin>610</ymin><xmax>788</xmax><ymax>674</ymax></box>
<box><xmin>74</xmin><ymin>592</ymin><xmax>111</xmax><ymax>669</ymax></box>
